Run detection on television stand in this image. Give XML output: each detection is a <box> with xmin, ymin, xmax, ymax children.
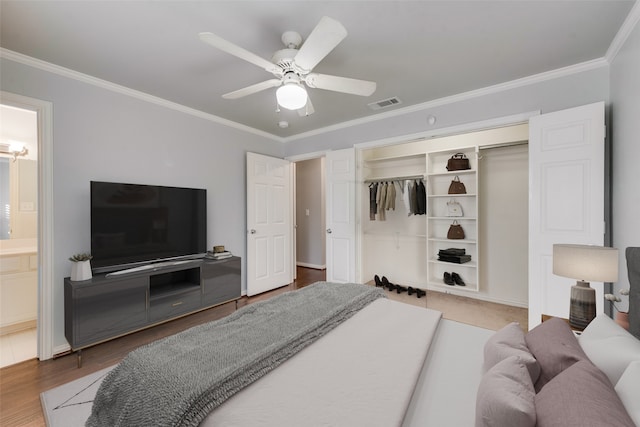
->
<box><xmin>104</xmin><ymin>259</ymin><xmax>196</xmax><ymax>277</ymax></box>
<box><xmin>64</xmin><ymin>256</ymin><xmax>241</xmax><ymax>367</ymax></box>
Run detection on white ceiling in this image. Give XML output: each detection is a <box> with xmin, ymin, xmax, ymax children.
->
<box><xmin>0</xmin><ymin>1</ymin><xmax>636</xmax><ymax>140</ymax></box>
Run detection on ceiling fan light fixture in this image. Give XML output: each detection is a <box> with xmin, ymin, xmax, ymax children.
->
<box><xmin>276</xmin><ymin>82</ymin><xmax>308</xmax><ymax>110</ymax></box>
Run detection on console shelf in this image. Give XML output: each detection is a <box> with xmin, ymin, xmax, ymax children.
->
<box><xmin>64</xmin><ymin>256</ymin><xmax>241</xmax><ymax>367</ymax></box>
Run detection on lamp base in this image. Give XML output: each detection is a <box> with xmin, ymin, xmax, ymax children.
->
<box><xmin>569</xmin><ymin>281</ymin><xmax>596</xmax><ymax>330</ymax></box>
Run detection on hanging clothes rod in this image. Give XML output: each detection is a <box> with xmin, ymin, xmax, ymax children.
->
<box><xmin>364</xmin><ymin>174</ymin><xmax>425</xmax><ymax>184</ymax></box>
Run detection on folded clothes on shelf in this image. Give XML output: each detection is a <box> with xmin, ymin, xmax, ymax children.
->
<box><xmin>438</xmin><ymin>248</ymin><xmax>466</xmax><ymax>256</ymax></box>
<box><xmin>438</xmin><ymin>254</ymin><xmax>472</xmax><ymax>264</ymax></box>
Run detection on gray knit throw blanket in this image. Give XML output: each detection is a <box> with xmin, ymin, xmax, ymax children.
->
<box><xmin>86</xmin><ymin>282</ymin><xmax>385</xmax><ymax>427</ymax></box>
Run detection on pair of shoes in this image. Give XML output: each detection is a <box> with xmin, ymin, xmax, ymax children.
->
<box><xmin>443</xmin><ymin>272</ymin><xmax>455</xmax><ymax>286</ymax></box>
<box><xmin>444</xmin><ymin>272</ymin><xmax>465</xmax><ymax>286</ymax></box>
<box><xmin>408</xmin><ymin>287</ymin><xmax>426</xmax><ymax>298</ymax></box>
<box><xmin>381</xmin><ymin>276</ymin><xmax>395</xmax><ymax>291</ymax></box>
<box><xmin>374</xmin><ymin>275</ymin><xmax>384</xmax><ymax>287</ymax></box>
<box><xmin>452</xmin><ymin>272</ymin><xmax>465</xmax><ymax>286</ymax></box>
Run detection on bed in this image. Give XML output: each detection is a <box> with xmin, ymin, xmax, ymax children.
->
<box><xmin>51</xmin><ymin>275</ymin><xmax>640</xmax><ymax>427</ymax></box>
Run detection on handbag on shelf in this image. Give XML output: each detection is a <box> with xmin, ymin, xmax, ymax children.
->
<box><xmin>446</xmin><ymin>153</ymin><xmax>471</xmax><ymax>171</ymax></box>
<box><xmin>448</xmin><ymin>176</ymin><xmax>467</xmax><ymax>194</ymax></box>
<box><xmin>447</xmin><ymin>220</ymin><xmax>465</xmax><ymax>240</ymax></box>
<box><xmin>446</xmin><ymin>199</ymin><xmax>463</xmax><ymax>217</ymax></box>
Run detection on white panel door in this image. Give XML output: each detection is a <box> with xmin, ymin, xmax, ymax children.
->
<box><xmin>528</xmin><ymin>102</ymin><xmax>605</xmax><ymax>329</ymax></box>
<box><xmin>325</xmin><ymin>148</ymin><xmax>356</xmax><ymax>283</ymax></box>
<box><xmin>247</xmin><ymin>152</ymin><xmax>292</xmax><ymax>296</ymax></box>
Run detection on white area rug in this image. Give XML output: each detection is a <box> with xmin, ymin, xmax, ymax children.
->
<box><xmin>40</xmin><ymin>366</ymin><xmax>114</xmax><ymax>427</ymax></box>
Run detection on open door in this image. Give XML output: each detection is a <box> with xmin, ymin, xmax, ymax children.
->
<box><xmin>246</xmin><ymin>152</ymin><xmax>292</xmax><ymax>296</ymax></box>
<box><xmin>528</xmin><ymin>102</ymin><xmax>605</xmax><ymax>329</ymax></box>
<box><xmin>325</xmin><ymin>148</ymin><xmax>356</xmax><ymax>283</ymax></box>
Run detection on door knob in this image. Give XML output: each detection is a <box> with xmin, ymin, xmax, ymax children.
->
<box><xmin>250</xmin><ymin>229</ymin><xmax>256</xmax><ymax>234</ymax></box>
<box><xmin>326</xmin><ymin>229</ymin><xmax>332</xmax><ymax>234</ymax></box>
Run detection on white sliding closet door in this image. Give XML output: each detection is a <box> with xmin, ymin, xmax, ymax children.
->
<box><xmin>325</xmin><ymin>148</ymin><xmax>356</xmax><ymax>283</ymax></box>
<box><xmin>528</xmin><ymin>102</ymin><xmax>605</xmax><ymax>329</ymax></box>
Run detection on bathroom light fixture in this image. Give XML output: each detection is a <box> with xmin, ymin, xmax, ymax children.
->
<box><xmin>553</xmin><ymin>244</ymin><xmax>619</xmax><ymax>330</ymax></box>
<box><xmin>276</xmin><ymin>73</ymin><xmax>308</xmax><ymax>110</ymax></box>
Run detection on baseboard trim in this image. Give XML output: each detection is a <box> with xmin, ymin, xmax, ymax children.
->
<box><xmin>296</xmin><ymin>262</ymin><xmax>326</xmax><ymax>270</ymax></box>
<box><xmin>0</xmin><ymin>319</ymin><xmax>36</xmax><ymax>336</ymax></box>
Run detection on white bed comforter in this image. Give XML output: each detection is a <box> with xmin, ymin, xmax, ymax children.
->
<box><xmin>202</xmin><ymin>298</ymin><xmax>442</xmax><ymax>427</ymax></box>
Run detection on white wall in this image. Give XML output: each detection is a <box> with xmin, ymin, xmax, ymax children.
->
<box><xmin>0</xmin><ymin>58</ymin><xmax>283</xmax><ymax>351</ymax></box>
<box><xmin>610</xmin><ymin>20</ymin><xmax>640</xmax><ymax>311</ymax></box>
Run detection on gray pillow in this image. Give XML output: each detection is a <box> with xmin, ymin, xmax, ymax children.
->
<box><xmin>525</xmin><ymin>317</ymin><xmax>588</xmax><ymax>391</ymax></box>
<box><xmin>535</xmin><ymin>360</ymin><xmax>635</xmax><ymax>427</ymax></box>
<box><xmin>475</xmin><ymin>356</ymin><xmax>536</xmax><ymax>427</ymax></box>
<box><xmin>484</xmin><ymin>322</ymin><xmax>540</xmax><ymax>383</ymax></box>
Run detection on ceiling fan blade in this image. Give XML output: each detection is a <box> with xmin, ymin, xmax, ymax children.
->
<box><xmin>294</xmin><ymin>16</ymin><xmax>347</xmax><ymax>73</ymax></box>
<box><xmin>305</xmin><ymin>73</ymin><xmax>376</xmax><ymax>96</ymax></box>
<box><xmin>222</xmin><ymin>79</ymin><xmax>282</xmax><ymax>99</ymax></box>
<box><xmin>199</xmin><ymin>32</ymin><xmax>281</xmax><ymax>74</ymax></box>
<box><xmin>298</xmin><ymin>98</ymin><xmax>315</xmax><ymax>117</ymax></box>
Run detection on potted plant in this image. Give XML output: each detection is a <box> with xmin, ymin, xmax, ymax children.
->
<box><xmin>604</xmin><ymin>288</ymin><xmax>630</xmax><ymax>330</ymax></box>
<box><xmin>69</xmin><ymin>253</ymin><xmax>93</xmax><ymax>281</ymax></box>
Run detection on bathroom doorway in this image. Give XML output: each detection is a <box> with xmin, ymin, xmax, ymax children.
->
<box><xmin>0</xmin><ymin>104</ymin><xmax>39</xmax><ymax>367</ymax></box>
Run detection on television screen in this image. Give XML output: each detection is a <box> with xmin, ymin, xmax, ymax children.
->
<box><xmin>90</xmin><ymin>181</ymin><xmax>207</xmax><ymax>273</ymax></box>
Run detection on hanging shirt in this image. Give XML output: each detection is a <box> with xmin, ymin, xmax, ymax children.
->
<box><xmin>377</xmin><ymin>183</ymin><xmax>387</xmax><ymax>221</ymax></box>
<box><xmin>416</xmin><ymin>180</ymin><xmax>426</xmax><ymax>215</ymax></box>
<box><xmin>385</xmin><ymin>181</ymin><xmax>396</xmax><ymax>211</ymax></box>
<box><xmin>369</xmin><ymin>183</ymin><xmax>378</xmax><ymax>221</ymax></box>
<box><xmin>401</xmin><ymin>180</ymin><xmax>412</xmax><ymax>216</ymax></box>
<box><xmin>409</xmin><ymin>180</ymin><xmax>418</xmax><ymax>215</ymax></box>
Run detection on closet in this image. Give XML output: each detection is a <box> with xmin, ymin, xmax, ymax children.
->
<box><xmin>359</xmin><ymin>124</ymin><xmax>529</xmax><ymax>306</ymax></box>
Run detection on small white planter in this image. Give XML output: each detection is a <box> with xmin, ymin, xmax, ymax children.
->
<box><xmin>71</xmin><ymin>260</ymin><xmax>92</xmax><ymax>281</ymax></box>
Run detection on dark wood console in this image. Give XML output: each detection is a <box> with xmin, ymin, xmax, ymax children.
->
<box><xmin>64</xmin><ymin>256</ymin><xmax>241</xmax><ymax>366</ymax></box>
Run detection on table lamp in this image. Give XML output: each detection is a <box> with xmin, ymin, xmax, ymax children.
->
<box><xmin>553</xmin><ymin>244</ymin><xmax>619</xmax><ymax>330</ymax></box>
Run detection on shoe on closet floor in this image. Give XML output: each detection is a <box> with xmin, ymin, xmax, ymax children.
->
<box><xmin>443</xmin><ymin>272</ymin><xmax>455</xmax><ymax>286</ymax></box>
<box><xmin>374</xmin><ymin>275</ymin><xmax>384</xmax><ymax>287</ymax></box>
<box><xmin>395</xmin><ymin>285</ymin><xmax>407</xmax><ymax>294</ymax></box>
<box><xmin>452</xmin><ymin>272</ymin><xmax>465</xmax><ymax>286</ymax></box>
<box><xmin>382</xmin><ymin>276</ymin><xmax>396</xmax><ymax>291</ymax></box>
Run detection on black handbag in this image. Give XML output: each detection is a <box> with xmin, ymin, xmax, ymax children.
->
<box><xmin>448</xmin><ymin>176</ymin><xmax>467</xmax><ymax>194</ymax></box>
<box><xmin>447</xmin><ymin>220</ymin><xmax>465</xmax><ymax>240</ymax></box>
<box><xmin>446</xmin><ymin>153</ymin><xmax>471</xmax><ymax>171</ymax></box>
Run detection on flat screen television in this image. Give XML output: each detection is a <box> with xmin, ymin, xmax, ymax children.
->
<box><xmin>90</xmin><ymin>181</ymin><xmax>207</xmax><ymax>274</ymax></box>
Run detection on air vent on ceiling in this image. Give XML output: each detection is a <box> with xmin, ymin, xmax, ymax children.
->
<box><xmin>368</xmin><ymin>97</ymin><xmax>402</xmax><ymax>111</ymax></box>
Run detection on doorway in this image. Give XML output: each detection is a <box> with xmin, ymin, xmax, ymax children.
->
<box><xmin>293</xmin><ymin>157</ymin><xmax>326</xmax><ymax>284</ymax></box>
<box><xmin>0</xmin><ymin>104</ymin><xmax>38</xmax><ymax>367</ymax></box>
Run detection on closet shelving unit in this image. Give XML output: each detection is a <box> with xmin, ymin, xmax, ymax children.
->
<box><xmin>426</xmin><ymin>147</ymin><xmax>479</xmax><ymax>292</ymax></box>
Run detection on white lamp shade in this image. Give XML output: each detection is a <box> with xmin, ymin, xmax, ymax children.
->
<box><xmin>553</xmin><ymin>244</ymin><xmax>619</xmax><ymax>282</ymax></box>
<box><xmin>276</xmin><ymin>83</ymin><xmax>308</xmax><ymax>110</ymax></box>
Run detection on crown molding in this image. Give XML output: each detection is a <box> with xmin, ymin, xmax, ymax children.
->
<box><xmin>606</xmin><ymin>1</ymin><xmax>640</xmax><ymax>62</ymax></box>
<box><xmin>0</xmin><ymin>48</ymin><xmax>284</xmax><ymax>143</ymax></box>
<box><xmin>281</xmin><ymin>57</ymin><xmax>608</xmax><ymax>143</ymax></box>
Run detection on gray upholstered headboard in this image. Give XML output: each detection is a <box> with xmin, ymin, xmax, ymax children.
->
<box><xmin>626</xmin><ymin>247</ymin><xmax>640</xmax><ymax>339</ymax></box>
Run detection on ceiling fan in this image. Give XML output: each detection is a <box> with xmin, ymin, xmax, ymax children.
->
<box><xmin>199</xmin><ymin>16</ymin><xmax>376</xmax><ymax>115</ymax></box>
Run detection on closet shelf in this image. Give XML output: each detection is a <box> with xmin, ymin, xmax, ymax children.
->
<box><xmin>428</xmin><ymin>238</ymin><xmax>477</xmax><ymax>244</ymax></box>
<box><xmin>428</xmin><ymin>193</ymin><xmax>477</xmax><ymax>198</ymax></box>
<box><xmin>364</xmin><ymin>174</ymin><xmax>425</xmax><ymax>183</ymax></box>
<box><xmin>428</xmin><ymin>259</ymin><xmax>477</xmax><ymax>268</ymax></box>
<box><xmin>427</xmin><ymin>216</ymin><xmax>477</xmax><ymax>220</ymax></box>
<box><xmin>427</xmin><ymin>169</ymin><xmax>476</xmax><ymax>177</ymax></box>
<box><xmin>428</xmin><ymin>280</ymin><xmax>479</xmax><ymax>292</ymax></box>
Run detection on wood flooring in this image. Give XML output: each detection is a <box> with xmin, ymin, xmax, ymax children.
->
<box><xmin>0</xmin><ymin>267</ymin><xmax>526</xmax><ymax>427</ymax></box>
